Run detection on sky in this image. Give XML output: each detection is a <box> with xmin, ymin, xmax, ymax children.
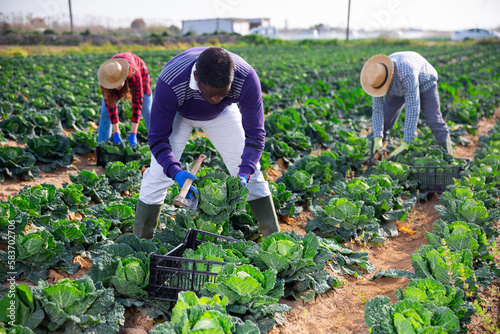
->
<box><xmin>1</xmin><ymin>0</ymin><xmax>500</xmax><ymax>32</ymax></box>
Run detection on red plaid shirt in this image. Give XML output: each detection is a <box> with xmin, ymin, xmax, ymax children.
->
<box><xmin>101</xmin><ymin>52</ymin><xmax>151</xmax><ymax>124</ymax></box>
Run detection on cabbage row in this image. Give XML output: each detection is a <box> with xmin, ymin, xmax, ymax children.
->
<box><xmin>365</xmin><ymin>121</ymin><xmax>500</xmax><ymax>333</ymax></box>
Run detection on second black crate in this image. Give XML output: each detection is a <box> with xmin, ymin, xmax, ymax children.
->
<box><xmin>95</xmin><ymin>146</ymin><xmax>141</xmax><ymax>167</ymax></box>
<box><xmin>409</xmin><ymin>158</ymin><xmax>470</xmax><ymax>193</ymax></box>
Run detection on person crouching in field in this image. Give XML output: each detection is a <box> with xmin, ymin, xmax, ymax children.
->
<box><xmin>97</xmin><ymin>52</ymin><xmax>151</xmax><ymax>147</ymax></box>
<box><xmin>360</xmin><ymin>52</ymin><xmax>453</xmax><ymax>160</ymax></box>
<box><xmin>133</xmin><ymin>46</ymin><xmax>280</xmax><ymax>240</ymax></box>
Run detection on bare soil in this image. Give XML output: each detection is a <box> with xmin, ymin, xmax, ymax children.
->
<box><xmin>1</xmin><ymin>112</ymin><xmax>500</xmax><ymax>333</ymax></box>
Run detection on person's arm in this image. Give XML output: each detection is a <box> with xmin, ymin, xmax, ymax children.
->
<box><xmin>147</xmin><ymin>79</ymin><xmax>182</xmax><ymax>179</ymax></box>
<box><xmin>237</xmin><ymin>69</ymin><xmax>266</xmax><ymax>176</ymax></box>
<box><xmin>371</xmin><ymin>96</ymin><xmax>385</xmax><ymax>139</ymax></box>
<box><xmin>130</xmin><ymin>122</ymin><xmax>139</xmax><ymax>133</ymax></box>
<box><xmin>401</xmin><ymin>73</ymin><xmax>420</xmax><ymax>143</ymax></box>
<box><xmin>112</xmin><ymin>122</ymin><xmax>120</xmax><ymax>134</ymax></box>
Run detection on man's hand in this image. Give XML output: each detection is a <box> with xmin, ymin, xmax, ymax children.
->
<box><xmin>238</xmin><ymin>173</ymin><xmax>249</xmax><ymax>187</ymax></box>
<box><xmin>373</xmin><ymin>137</ymin><xmax>383</xmax><ymax>155</ymax></box>
<box><xmin>388</xmin><ymin>141</ymin><xmax>409</xmax><ymax>159</ymax></box>
<box><xmin>128</xmin><ymin>132</ymin><xmax>137</xmax><ymax>147</ymax></box>
<box><xmin>174</xmin><ymin>170</ymin><xmax>198</xmax><ymax>199</ymax></box>
<box><xmin>113</xmin><ymin>132</ymin><xmax>123</xmax><ymax>144</ymax></box>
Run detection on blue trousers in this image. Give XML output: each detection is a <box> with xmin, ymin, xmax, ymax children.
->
<box><xmin>97</xmin><ymin>94</ymin><xmax>152</xmax><ymax>143</ymax></box>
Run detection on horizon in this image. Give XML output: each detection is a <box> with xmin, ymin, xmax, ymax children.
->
<box><xmin>1</xmin><ymin>0</ymin><xmax>500</xmax><ymax>32</ymax></box>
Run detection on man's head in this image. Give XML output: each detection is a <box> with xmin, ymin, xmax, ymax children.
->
<box><xmin>194</xmin><ymin>47</ymin><xmax>235</xmax><ymax>104</ymax></box>
<box><xmin>360</xmin><ymin>54</ymin><xmax>394</xmax><ymax>97</ymax></box>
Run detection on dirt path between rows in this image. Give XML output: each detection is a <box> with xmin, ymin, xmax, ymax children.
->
<box><xmin>1</xmin><ymin>112</ymin><xmax>499</xmax><ymax>333</ymax></box>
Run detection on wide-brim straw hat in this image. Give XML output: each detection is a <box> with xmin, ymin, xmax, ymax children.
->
<box><xmin>98</xmin><ymin>58</ymin><xmax>129</xmax><ymax>89</ymax></box>
<box><xmin>360</xmin><ymin>54</ymin><xmax>394</xmax><ymax>97</ymax></box>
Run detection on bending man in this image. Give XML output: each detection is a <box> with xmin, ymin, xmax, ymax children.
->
<box><xmin>133</xmin><ymin>47</ymin><xmax>280</xmax><ymax>239</ymax></box>
<box><xmin>360</xmin><ymin>52</ymin><xmax>452</xmax><ymax>159</ymax></box>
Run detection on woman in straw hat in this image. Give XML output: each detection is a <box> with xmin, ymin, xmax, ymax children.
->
<box><xmin>360</xmin><ymin>51</ymin><xmax>452</xmax><ymax>159</ymax></box>
<box><xmin>97</xmin><ymin>52</ymin><xmax>151</xmax><ymax>147</ymax></box>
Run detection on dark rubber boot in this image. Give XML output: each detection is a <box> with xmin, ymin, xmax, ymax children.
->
<box><xmin>437</xmin><ymin>138</ymin><xmax>453</xmax><ymax>155</ymax></box>
<box><xmin>248</xmin><ymin>195</ymin><xmax>280</xmax><ymax>238</ymax></box>
<box><xmin>133</xmin><ymin>199</ymin><xmax>162</xmax><ymax>239</ymax></box>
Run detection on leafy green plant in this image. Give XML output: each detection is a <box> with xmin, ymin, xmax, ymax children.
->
<box><xmin>319</xmin><ymin>237</ymin><xmax>376</xmax><ymax>277</ymax></box>
<box><xmin>451</xmin><ymin>176</ymin><xmax>499</xmax><ymax>209</ymax></box>
<box><xmin>233</xmin><ymin>231</ymin><xmax>339</xmax><ymax>301</ymax></box>
<box><xmin>82</xmin><ymin>200</ymin><xmax>136</xmax><ymax>232</ymax></box>
<box><xmin>365</xmin><ymin>295</ymin><xmax>461</xmax><ymax>333</ymax></box>
<box><xmin>331</xmin><ymin>173</ymin><xmax>415</xmax><ymax>221</ymax></box>
<box><xmin>307</xmin><ymin>196</ymin><xmax>389</xmax><ymax>245</ymax></box>
<box><xmin>275</xmin><ymin>151</ymin><xmax>343</xmax><ymax>199</ymax></box>
<box><xmin>71</xmin><ymin>130</ymin><xmax>97</xmax><ymax>155</ymax></box>
<box><xmin>0</xmin><ymin>200</ymin><xmax>28</xmax><ymax>242</ymax></box>
<box><xmin>0</xmin><ymin>284</ymin><xmax>44</xmax><ymax>330</ymax></box>
<box><xmin>88</xmin><ymin>234</ymin><xmax>161</xmax><ymax>301</ymax></box>
<box><xmin>0</xmin><ymin>230</ymin><xmax>74</xmax><ymax>283</ymax></box>
<box><xmin>26</xmin><ymin>134</ymin><xmax>75</xmax><ymax>172</ymax></box>
<box><xmin>411</xmin><ymin>245</ymin><xmax>484</xmax><ymax>292</ymax></box>
<box><xmin>182</xmin><ymin>241</ymin><xmax>248</xmax><ymax>273</ymax></box>
<box><xmin>57</xmin><ymin>183</ymin><xmax>91</xmax><ymax>212</ymax></box>
<box><xmin>277</xmin><ymin>169</ymin><xmax>314</xmax><ymax>194</ymax></box>
<box><xmin>426</xmin><ymin>220</ymin><xmax>490</xmax><ymax>261</ymax></box>
<box><xmin>68</xmin><ymin>169</ymin><xmax>122</xmax><ymax>204</ymax></box>
<box><xmin>49</xmin><ymin>217</ymin><xmax>114</xmax><ymax>255</ymax></box>
<box><xmin>370</xmin><ymin>160</ymin><xmax>412</xmax><ymax>185</ymax></box>
<box><xmin>195</xmin><ymin>171</ymin><xmax>249</xmax><ymax>233</ymax></box>
<box><xmin>395</xmin><ymin>278</ymin><xmax>476</xmax><ymax>327</ymax></box>
<box><xmin>60</xmin><ymin>106</ymin><xmax>97</xmax><ymax>131</ymax></box>
<box><xmin>265</xmin><ymin>137</ymin><xmax>301</xmax><ymax>162</ymax></box>
<box><xmin>150</xmin><ymin>291</ymin><xmax>259</xmax><ymax>334</ymax></box>
<box><xmin>434</xmin><ymin>187</ymin><xmax>500</xmax><ymax>238</ymax></box>
<box><xmin>104</xmin><ymin>160</ymin><xmax>143</xmax><ymax>193</ymax></box>
<box><xmin>26</xmin><ymin>110</ymin><xmax>63</xmax><ymax>136</ymax></box>
<box><xmin>0</xmin><ymin>115</ymin><xmax>35</xmax><ymax>140</ymax></box>
<box><xmin>0</xmin><ymin>146</ymin><xmax>39</xmax><ymax>183</ymax></box>
<box><xmin>202</xmin><ymin>263</ymin><xmax>290</xmax><ymax>332</ymax></box>
<box><xmin>268</xmin><ymin>181</ymin><xmax>302</xmax><ymax>217</ymax></box>
<box><xmin>18</xmin><ymin>183</ymin><xmax>69</xmax><ymax>221</ymax></box>
<box><xmin>98</xmin><ymin>140</ymin><xmax>151</xmax><ymax>166</ymax></box>
<box><xmin>32</xmin><ymin>276</ymin><xmax>125</xmax><ymax>333</ymax></box>
<box><xmin>181</xmin><ymin>137</ymin><xmax>224</xmax><ymax>169</ymax></box>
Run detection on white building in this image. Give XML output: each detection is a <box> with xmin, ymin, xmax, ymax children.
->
<box><xmin>181</xmin><ymin>18</ymin><xmax>270</xmax><ymax>36</ymax></box>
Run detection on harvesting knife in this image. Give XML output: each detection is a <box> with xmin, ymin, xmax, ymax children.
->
<box><xmin>173</xmin><ymin>154</ymin><xmax>207</xmax><ymax>210</ymax></box>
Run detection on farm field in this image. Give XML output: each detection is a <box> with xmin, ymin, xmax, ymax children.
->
<box><xmin>1</xmin><ymin>40</ymin><xmax>500</xmax><ymax>334</ymax></box>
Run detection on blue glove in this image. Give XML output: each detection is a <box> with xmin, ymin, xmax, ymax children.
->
<box><xmin>238</xmin><ymin>173</ymin><xmax>249</xmax><ymax>187</ymax></box>
<box><xmin>128</xmin><ymin>132</ymin><xmax>137</xmax><ymax>147</ymax></box>
<box><xmin>174</xmin><ymin>170</ymin><xmax>198</xmax><ymax>199</ymax></box>
<box><xmin>113</xmin><ymin>132</ymin><xmax>122</xmax><ymax>144</ymax></box>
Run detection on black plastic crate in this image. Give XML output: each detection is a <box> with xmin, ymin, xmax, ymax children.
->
<box><xmin>147</xmin><ymin>229</ymin><xmax>237</xmax><ymax>301</ymax></box>
<box><xmin>95</xmin><ymin>146</ymin><xmax>141</xmax><ymax>167</ymax></box>
<box><xmin>409</xmin><ymin>158</ymin><xmax>470</xmax><ymax>193</ymax></box>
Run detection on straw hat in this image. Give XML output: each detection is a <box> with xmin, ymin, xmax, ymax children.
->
<box><xmin>360</xmin><ymin>54</ymin><xmax>394</xmax><ymax>97</ymax></box>
<box><xmin>98</xmin><ymin>58</ymin><xmax>129</xmax><ymax>89</ymax></box>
